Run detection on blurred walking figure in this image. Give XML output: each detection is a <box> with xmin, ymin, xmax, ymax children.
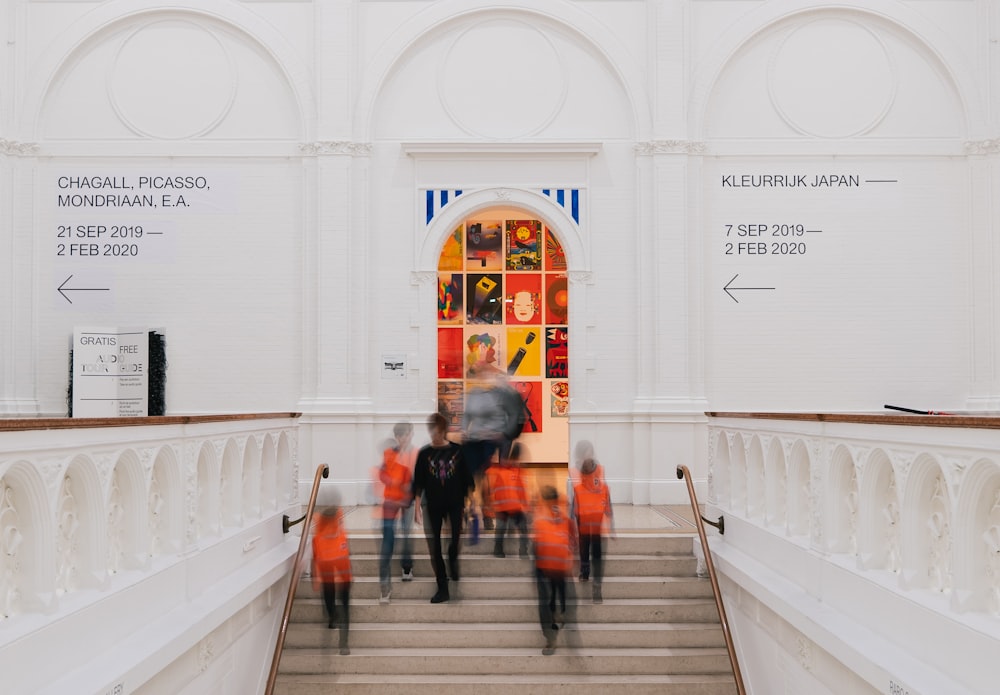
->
<box><xmin>413</xmin><ymin>412</ymin><xmax>474</xmax><ymax>603</ymax></box>
<box><xmin>486</xmin><ymin>441</ymin><xmax>530</xmax><ymax>558</ymax></box>
<box><xmin>570</xmin><ymin>440</ymin><xmax>614</xmax><ymax>603</ymax></box>
<box><xmin>533</xmin><ymin>485</ymin><xmax>575</xmax><ymax>655</ymax></box>
<box><xmin>377</xmin><ymin>428</ymin><xmax>415</xmax><ymax>604</ymax></box>
<box><xmin>462</xmin><ymin>373</ymin><xmax>525</xmax><ymax>529</ymax></box>
<box><xmin>311</xmin><ymin>504</ymin><xmax>352</xmax><ymax>655</ymax></box>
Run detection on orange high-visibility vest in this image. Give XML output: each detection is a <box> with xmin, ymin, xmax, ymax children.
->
<box><xmin>574</xmin><ymin>464</ymin><xmax>610</xmax><ymax>535</ymax></box>
<box><xmin>380</xmin><ymin>449</ymin><xmax>413</xmax><ymax>517</ymax></box>
<box><xmin>533</xmin><ymin>506</ymin><xmax>572</xmax><ymax>575</ymax></box>
<box><xmin>486</xmin><ymin>464</ymin><xmax>527</xmax><ymax>513</ymax></box>
<box><xmin>312</xmin><ymin>514</ymin><xmax>352</xmax><ymax>584</ymax></box>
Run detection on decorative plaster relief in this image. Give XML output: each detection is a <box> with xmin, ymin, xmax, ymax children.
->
<box><xmin>0</xmin><ymin>482</ymin><xmax>22</xmax><ymax>619</ymax></box>
<box><xmin>566</xmin><ymin>270</ymin><xmax>593</xmax><ymax>285</ymax></box>
<box><xmin>299</xmin><ymin>141</ymin><xmax>373</xmax><ymax>156</ymax></box>
<box><xmin>984</xmin><ymin>488</ymin><xmax>1000</xmax><ymax>614</ymax></box>
<box><xmin>927</xmin><ymin>472</ymin><xmax>953</xmax><ymax>592</ymax></box>
<box><xmin>634</xmin><ymin>140</ymin><xmax>706</xmax><ymax>155</ymax></box>
<box><xmin>438</xmin><ymin>20</ymin><xmax>567</xmax><ymax>139</ymax></box>
<box><xmin>884</xmin><ymin>476</ymin><xmax>901</xmax><ymax>574</ymax></box>
<box><xmin>149</xmin><ymin>469</ymin><xmax>164</xmax><ymax>557</ymax></box>
<box><xmin>768</xmin><ymin>19</ymin><xmax>896</xmax><ymax>138</ymax></box>
<box><xmin>109</xmin><ymin>21</ymin><xmax>236</xmax><ymax>139</ymax></box>
<box><xmin>410</xmin><ymin>270</ymin><xmax>439</xmax><ymax>286</ymax></box>
<box><xmin>963</xmin><ymin>139</ymin><xmax>1000</xmax><ymax>155</ymax></box>
<box><xmin>0</xmin><ymin>139</ymin><xmax>39</xmax><ymax>156</ymax></box>
<box><xmin>56</xmin><ymin>476</ymin><xmax>80</xmax><ymax>594</ymax></box>
<box><xmin>107</xmin><ymin>469</ymin><xmax>124</xmax><ymax>575</ymax></box>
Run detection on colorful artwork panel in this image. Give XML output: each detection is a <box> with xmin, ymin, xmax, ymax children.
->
<box><xmin>545</xmin><ymin>326</ymin><xmax>568</xmax><ymax>378</ymax></box>
<box><xmin>545</xmin><ymin>274</ymin><xmax>569</xmax><ymax>324</ymax></box>
<box><xmin>550</xmin><ymin>381</ymin><xmax>569</xmax><ymax>417</ymax></box>
<box><xmin>466</xmin><ymin>273</ymin><xmax>503</xmax><ymax>324</ymax></box>
<box><xmin>505</xmin><ymin>327</ymin><xmax>542</xmax><ymax>377</ymax></box>
<box><xmin>439</xmin><ymin>224</ymin><xmax>464</xmax><ymax>271</ymax></box>
<box><xmin>466</xmin><ymin>221</ymin><xmax>503</xmax><ymax>271</ymax></box>
<box><xmin>464</xmin><ymin>326</ymin><xmax>506</xmax><ymax>380</ymax></box>
<box><xmin>544</xmin><ymin>227</ymin><xmax>566</xmax><ymax>271</ymax></box>
<box><xmin>438</xmin><ymin>272</ymin><xmax>463</xmax><ymax>324</ymax></box>
<box><xmin>504</xmin><ymin>273</ymin><xmax>542</xmax><ymax>325</ymax></box>
<box><xmin>437</xmin><ymin>327</ymin><xmax>464</xmax><ymax>379</ymax></box>
<box><xmin>506</xmin><ymin>220</ymin><xmax>542</xmax><ymax>271</ymax></box>
<box><xmin>511</xmin><ymin>380</ymin><xmax>543</xmax><ymax>434</ymax></box>
<box><xmin>438</xmin><ymin>381</ymin><xmax>464</xmax><ymax>432</ymax></box>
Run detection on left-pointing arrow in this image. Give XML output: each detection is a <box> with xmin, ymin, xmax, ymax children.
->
<box><xmin>58</xmin><ymin>275</ymin><xmax>110</xmax><ymax>304</ymax></box>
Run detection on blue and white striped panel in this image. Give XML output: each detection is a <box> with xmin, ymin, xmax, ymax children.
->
<box><xmin>540</xmin><ymin>189</ymin><xmax>580</xmax><ymax>224</ymax></box>
<box><xmin>424</xmin><ymin>189</ymin><xmax>464</xmax><ymax>225</ymax></box>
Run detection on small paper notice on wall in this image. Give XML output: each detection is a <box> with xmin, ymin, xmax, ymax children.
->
<box><xmin>381</xmin><ymin>353</ymin><xmax>406</xmax><ymax>379</ymax></box>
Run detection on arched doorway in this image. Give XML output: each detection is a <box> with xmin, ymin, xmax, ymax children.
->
<box><xmin>435</xmin><ymin>209</ymin><xmax>570</xmax><ymax>476</ymax></box>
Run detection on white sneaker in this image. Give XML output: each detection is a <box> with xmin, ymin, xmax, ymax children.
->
<box><xmin>379</xmin><ymin>588</ymin><xmax>391</xmax><ymax>604</ymax></box>
<box><xmin>402</xmin><ymin>569</ymin><xmax>414</xmax><ymax>582</ymax></box>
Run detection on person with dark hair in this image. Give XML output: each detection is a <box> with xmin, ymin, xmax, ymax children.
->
<box><xmin>533</xmin><ymin>485</ymin><xmax>575</xmax><ymax>655</ymax></box>
<box><xmin>412</xmin><ymin>412</ymin><xmax>474</xmax><ymax>603</ymax></box>
<box><xmin>311</xmin><ymin>505</ymin><xmax>352</xmax><ymax>655</ymax></box>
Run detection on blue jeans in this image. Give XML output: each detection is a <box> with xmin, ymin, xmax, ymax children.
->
<box><xmin>379</xmin><ymin>509</ymin><xmax>414</xmax><ymax>587</ymax></box>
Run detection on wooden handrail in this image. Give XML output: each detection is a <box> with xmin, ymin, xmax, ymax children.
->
<box><xmin>676</xmin><ymin>464</ymin><xmax>747</xmax><ymax>695</ymax></box>
<box><xmin>264</xmin><ymin>463</ymin><xmax>329</xmax><ymax>695</ymax></box>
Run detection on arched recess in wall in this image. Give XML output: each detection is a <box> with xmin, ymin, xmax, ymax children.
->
<box><xmin>428</xmin><ymin>192</ymin><xmax>581</xmax><ymax>465</ymax></box>
<box><xmin>150</xmin><ymin>445</ymin><xmax>182</xmax><ymax>556</ymax></box>
<box><xmin>24</xmin><ymin>2</ymin><xmax>312</xmax><ymax>140</ymax></box>
<box><xmin>900</xmin><ymin>453</ymin><xmax>951</xmax><ymax>593</ymax></box>
<box><xmin>261</xmin><ymin>434</ymin><xmax>278</xmax><ymax>513</ymax></box>
<box><xmin>826</xmin><ymin>445</ymin><xmax>858</xmax><ymax>555</ymax></box>
<box><xmin>711</xmin><ymin>431</ymin><xmax>731</xmax><ymax>508</ymax></box>
<box><xmin>764</xmin><ymin>437</ymin><xmax>787</xmax><ymax>529</ymax></box>
<box><xmin>220</xmin><ymin>439</ymin><xmax>242</xmax><ymax>527</ymax></box>
<box><xmin>786</xmin><ymin>439</ymin><xmax>810</xmax><ymax>537</ymax></box>
<box><xmin>729</xmin><ymin>433</ymin><xmax>748</xmax><ymax>516</ymax></box>
<box><xmin>356</xmin><ymin>0</ymin><xmax>649</xmax><ymax>141</ymax></box>
<box><xmin>107</xmin><ymin>449</ymin><xmax>148</xmax><ymax>574</ymax></box>
<box><xmin>242</xmin><ymin>436</ymin><xmax>261</xmax><ymax>520</ymax></box>
<box><xmin>857</xmin><ymin>449</ymin><xmax>899</xmax><ymax>572</ymax></box>
<box><xmin>951</xmin><ymin>458</ymin><xmax>1000</xmax><ymax>613</ymax></box>
<box><xmin>57</xmin><ymin>455</ymin><xmax>106</xmax><ymax>593</ymax></box>
<box><xmin>0</xmin><ymin>461</ymin><xmax>55</xmax><ymax>616</ymax></box>
<box><xmin>196</xmin><ymin>442</ymin><xmax>220</xmax><ymax>540</ymax></box>
<box><xmin>690</xmin><ymin>3</ymin><xmax>979</xmax><ymax>140</ymax></box>
<box><xmin>746</xmin><ymin>436</ymin><xmax>765</xmax><ymax>520</ymax></box>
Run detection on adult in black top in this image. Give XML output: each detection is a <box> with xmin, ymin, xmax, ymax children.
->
<box><xmin>412</xmin><ymin>412</ymin><xmax>474</xmax><ymax>603</ymax></box>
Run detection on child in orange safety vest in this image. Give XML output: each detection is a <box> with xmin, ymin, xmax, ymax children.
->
<box><xmin>312</xmin><ymin>505</ymin><xmax>352</xmax><ymax>655</ymax></box>
<box><xmin>532</xmin><ymin>485</ymin><xmax>576</xmax><ymax>655</ymax></box>
<box><xmin>485</xmin><ymin>441</ymin><xmax>530</xmax><ymax>558</ymax></box>
<box><xmin>571</xmin><ymin>448</ymin><xmax>613</xmax><ymax>603</ymax></box>
<box><xmin>377</xmin><ymin>443</ymin><xmax>414</xmax><ymax>603</ymax></box>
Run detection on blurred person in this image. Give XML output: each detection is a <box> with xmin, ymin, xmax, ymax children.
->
<box><xmin>311</xmin><ymin>504</ymin><xmax>352</xmax><ymax>655</ymax></box>
<box><xmin>390</xmin><ymin>422</ymin><xmax>418</xmax><ymax>583</ymax></box>
<box><xmin>570</xmin><ymin>440</ymin><xmax>614</xmax><ymax>603</ymax></box>
<box><xmin>462</xmin><ymin>372</ymin><xmax>525</xmax><ymax>529</ymax></box>
<box><xmin>533</xmin><ymin>485</ymin><xmax>575</xmax><ymax>655</ymax></box>
<box><xmin>376</xmin><ymin>432</ymin><xmax>414</xmax><ymax>604</ymax></box>
<box><xmin>412</xmin><ymin>412</ymin><xmax>474</xmax><ymax>603</ymax></box>
<box><xmin>486</xmin><ymin>441</ymin><xmax>530</xmax><ymax>558</ymax></box>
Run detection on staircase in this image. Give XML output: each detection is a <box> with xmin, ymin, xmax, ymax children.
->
<box><xmin>274</xmin><ymin>526</ymin><xmax>738</xmax><ymax>694</ymax></box>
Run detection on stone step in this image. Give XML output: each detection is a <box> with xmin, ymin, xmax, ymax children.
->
<box><xmin>284</xmin><ymin>621</ymin><xmax>727</xmax><ymax>649</ymax></box>
<box><xmin>341</xmin><ymin>532</ymin><xmax>696</xmax><ymax>556</ymax></box>
<box><xmin>278</xmin><ymin>646</ymin><xmax>732</xmax><ymax>676</ymax></box>
<box><xmin>273</xmin><ymin>672</ymin><xmax>739</xmax><ymax>695</ymax></box>
<box><xmin>289</xmin><ymin>597</ymin><xmax>721</xmax><ymax>624</ymax></box>
<box><xmin>298</xmin><ymin>575</ymin><xmax>714</xmax><ymax>600</ymax></box>
<box><xmin>339</xmin><ymin>554</ymin><xmax>698</xmax><ymax>577</ymax></box>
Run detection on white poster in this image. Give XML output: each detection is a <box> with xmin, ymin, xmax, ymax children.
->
<box><xmin>72</xmin><ymin>327</ymin><xmax>148</xmax><ymax>417</ymax></box>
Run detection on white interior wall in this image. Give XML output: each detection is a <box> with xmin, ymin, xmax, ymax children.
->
<box><xmin>1</xmin><ymin>1</ymin><xmax>998</xmax><ymax>692</ymax></box>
